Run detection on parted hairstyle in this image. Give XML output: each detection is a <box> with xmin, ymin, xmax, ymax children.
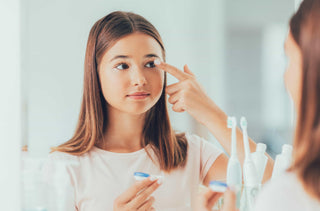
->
<box><xmin>51</xmin><ymin>11</ymin><xmax>188</xmax><ymax>172</ymax></box>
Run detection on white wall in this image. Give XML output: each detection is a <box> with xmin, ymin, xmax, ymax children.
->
<box><xmin>222</xmin><ymin>0</ymin><xmax>295</xmax><ymax>156</ymax></box>
<box><xmin>0</xmin><ymin>0</ymin><xmax>21</xmax><ymax>210</ymax></box>
<box><xmin>226</xmin><ymin>0</ymin><xmax>294</xmax><ymax>27</ymax></box>
<box><xmin>295</xmin><ymin>0</ymin><xmax>303</xmax><ymax>9</ymax></box>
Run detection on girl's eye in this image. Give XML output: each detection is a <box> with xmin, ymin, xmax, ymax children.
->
<box><xmin>115</xmin><ymin>63</ymin><xmax>129</xmax><ymax>70</ymax></box>
<box><xmin>145</xmin><ymin>61</ymin><xmax>156</xmax><ymax>68</ymax></box>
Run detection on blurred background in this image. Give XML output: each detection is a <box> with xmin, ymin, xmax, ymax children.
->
<box><xmin>1</xmin><ymin>0</ymin><xmax>301</xmax><ymax>210</ymax></box>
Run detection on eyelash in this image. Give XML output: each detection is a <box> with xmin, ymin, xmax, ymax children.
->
<box><xmin>114</xmin><ymin>61</ymin><xmax>156</xmax><ymax>70</ymax></box>
<box><xmin>115</xmin><ymin>63</ymin><xmax>129</xmax><ymax>70</ymax></box>
<box><xmin>145</xmin><ymin>61</ymin><xmax>156</xmax><ymax>68</ymax></box>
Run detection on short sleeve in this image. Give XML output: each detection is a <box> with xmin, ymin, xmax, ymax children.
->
<box><xmin>42</xmin><ymin>151</ymin><xmax>80</xmax><ymax>211</ymax></box>
<box><xmin>186</xmin><ymin>133</ymin><xmax>224</xmax><ymax>183</ymax></box>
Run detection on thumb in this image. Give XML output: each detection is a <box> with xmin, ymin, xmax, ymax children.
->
<box><xmin>183</xmin><ymin>64</ymin><xmax>195</xmax><ymax>76</ymax></box>
<box><xmin>222</xmin><ymin>189</ymin><xmax>238</xmax><ymax>211</ymax></box>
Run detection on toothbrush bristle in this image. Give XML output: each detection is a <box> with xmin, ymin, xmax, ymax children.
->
<box><xmin>227</xmin><ymin>117</ymin><xmax>236</xmax><ymax>128</ymax></box>
<box><xmin>240</xmin><ymin>117</ymin><xmax>247</xmax><ymax>128</ymax></box>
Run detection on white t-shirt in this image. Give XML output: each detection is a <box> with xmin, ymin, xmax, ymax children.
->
<box><xmin>254</xmin><ymin>172</ymin><xmax>320</xmax><ymax>211</ymax></box>
<box><xmin>43</xmin><ymin>133</ymin><xmax>223</xmax><ymax>211</ymax></box>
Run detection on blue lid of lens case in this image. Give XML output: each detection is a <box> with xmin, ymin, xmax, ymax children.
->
<box><xmin>134</xmin><ymin>172</ymin><xmax>150</xmax><ymax>180</ymax></box>
<box><xmin>209</xmin><ymin>181</ymin><xmax>228</xmax><ymax>192</ymax></box>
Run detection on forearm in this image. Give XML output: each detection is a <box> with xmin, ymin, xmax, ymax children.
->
<box><xmin>201</xmin><ymin>102</ymin><xmax>274</xmax><ymax>182</ymax></box>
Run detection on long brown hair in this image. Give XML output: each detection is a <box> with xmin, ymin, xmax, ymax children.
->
<box><xmin>52</xmin><ymin>11</ymin><xmax>188</xmax><ymax>172</ymax></box>
<box><xmin>289</xmin><ymin>0</ymin><xmax>320</xmax><ymax>201</ymax></box>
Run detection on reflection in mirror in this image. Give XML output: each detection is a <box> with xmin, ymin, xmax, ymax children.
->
<box><xmin>19</xmin><ymin>0</ymin><xmax>296</xmax><ymax>210</ymax></box>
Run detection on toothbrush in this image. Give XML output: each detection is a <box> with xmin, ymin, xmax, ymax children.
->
<box><xmin>240</xmin><ymin>117</ymin><xmax>252</xmax><ymax>159</ymax></box>
<box><xmin>226</xmin><ymin>117</ymin><xmax>242</xmax><ymax>208</ymax></box>
<box><xmin>240</xmin><ymin>117</ymin><xmax>259</xmax><ymax>210</ymax></box>
<box><xmin>229</xmin><ymin>117</ymin><xmax>238</xmax><ymax>158</ymax></box>
<box><xmin>240</xmin><ymin>117</ymin><xmax>258</xmax><ymax>184</ymax></box>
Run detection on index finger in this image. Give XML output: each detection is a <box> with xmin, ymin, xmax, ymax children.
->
<box><xmin>154</xmin><ymin>60</ymin><xmax>188</xmax><ymax>81</ymax></box>
<box><xmin>118</xmin><ymin>177</ymin><xmax>158</xmax><ymax>203</ymax></box>
<box><xmin>207</xmin><ymin>191</ymin><xmax>223</xmax><ymax>208</ymax></box>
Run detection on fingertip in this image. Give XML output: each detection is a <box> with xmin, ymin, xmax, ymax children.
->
<box><xmin>154</xmin><ymin>58</ymin><xmax>162</xmax><ymax>65</ymax></box>
<box><xmin>149</xmin><ymin>196</ymin><xmax>155</xmax><ymax>202</ymax></box>
<box><xmin>183</xmin><ymin>64</ymin><xmax>194</xmax><ymax>75</ymax></box>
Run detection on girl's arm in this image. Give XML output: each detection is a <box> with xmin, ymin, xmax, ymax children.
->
<box><xmin>201</xmin><ymin>102</ymin><xmax>274</xmax><ymax>184</ymax></box>
<box><xmin>155</xmin><ymin>61</ymin><xmax>274</xmax><ymax>183</ymax></box>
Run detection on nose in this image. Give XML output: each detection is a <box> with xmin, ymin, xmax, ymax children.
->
<box><xmin>131</xmin><ymin>68</ymin><xmax>147</xmax><ymax>86</ymax></box>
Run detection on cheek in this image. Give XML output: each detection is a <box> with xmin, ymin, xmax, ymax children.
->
<box><xmin>284</xmin><ymin>65</ymin><xmax>292</xmax><ymax>91</ymax></box>
<box><xmin>100</xmin><ymin>72</ymin><xmax>127</xmax><ymax>101</ymax></box>
<box><xmin>284</xmin><ymin>61</ymin><xmax>301</xmax><ymax>104</ymax></box>
<box><xmin>149</xmin><ymin>71</ymin><xmax>165</xmax><ymax>94</ymax></box>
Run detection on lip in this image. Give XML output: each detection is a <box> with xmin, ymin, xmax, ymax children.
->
<box><xmin>127</xmin><ymin>92</ymin><xmax>150</xmax><ymax>99</ymax></box>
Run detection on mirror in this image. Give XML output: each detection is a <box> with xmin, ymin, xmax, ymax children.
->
<box><xmin>19</xmin><ymin>0</ymin><xmax>297</xmax><ymax>210</ymax></box>
<box><xmin>21</xmin><ymin>0</ymin><xmax>295</xmax><ymax>157</ymax></box>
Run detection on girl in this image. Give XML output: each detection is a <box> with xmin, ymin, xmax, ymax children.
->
<box><xmin>45</xmin><ymin>11</ymin><xmax>273</xmax><ymax>211</ymax></box>
<box><xmin>199</xmin><ymin>0</ymin><xmax>320</xmax><ymax>210</ymax></box>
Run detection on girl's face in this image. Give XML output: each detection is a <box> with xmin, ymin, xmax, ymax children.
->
<box><xmin>98</xmin><ymin>32</ymin><xmax>164</xmax><ymax>115</ymax></box>
<box><xmin>284</xmin><ymin>32</ymin><xmax>303</xmax><ymax>109</ymax></box>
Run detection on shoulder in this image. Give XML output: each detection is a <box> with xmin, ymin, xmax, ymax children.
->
<box><xmin>254</xmin><ymin>172</ymin><xmax>308</xmax><ymax>211</ymax></box>
<box><xmin>184</xmin><ymin>133</ymin><xmax>204</xmax><ymax>153</ymax></box>
<box><xmin>185</xmin><ymin>132</ymin><xmax>223</xmax><ymax>153</ymax></box>
<box><xmin>183</xmin><ymin>133</ymin><xmax>224</xmax><ymax>164</ymax></box>
<box><xmin>184</xmin><ymin>132</ymin><xmax>207</xmax><ymax>147</ymax></box>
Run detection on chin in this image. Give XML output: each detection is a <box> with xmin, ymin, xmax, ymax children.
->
<box><xmin>124</xmin><ymin>109</ymin><xmax>150</xmax><ymax>116</ymax></box>
<box><xmin>124</xmin><ymin>104</ymin><xmax>155</xmax><ymax>115</ymax></box>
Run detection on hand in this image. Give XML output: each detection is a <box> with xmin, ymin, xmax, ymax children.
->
<box><xmin>155</xmin><ymin>61</ymin><xmax>216</xmax><ymax>125</ymax></box>
<box><xmin>195</xmin><ymin>187</ymin><xmax>223</xmax><ymax>211</ymax></box>
<box><xmin>113</xmin><ymin>177</ymin><xmax>162</xmax><ymax>211</ymax></box>
<box><xmin>195</xmin><ymin>187</ymin><xmax>237</xmax><ymax>211</ymax></box>
<box><xmin>221</xmin><ymin>189</ymin><xmax>238</xmax><ymax>211</ymax></box>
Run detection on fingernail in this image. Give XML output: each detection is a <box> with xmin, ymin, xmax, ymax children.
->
<box><xmin>154</xmin><ymin>59</ymin><xmax>161</xmax><ymax>65</ymax></box>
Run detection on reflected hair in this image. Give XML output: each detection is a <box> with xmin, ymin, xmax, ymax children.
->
<box><xmin>51</xmin><ymin>11</ymin><xmax>188</xmax><ymax>172</ymax></box>
<box><xmin>289</xmin><ymin>0</ymin><xmax>320</xmax><ymax>201</ymax></box>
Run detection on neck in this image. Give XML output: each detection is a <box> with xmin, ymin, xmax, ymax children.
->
<box><xmin>99</xmin><ymin>106</ymin><xmax>147</xmax><ymax>152</ymax></box>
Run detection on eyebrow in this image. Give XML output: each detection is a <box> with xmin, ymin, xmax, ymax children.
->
<box><xmin>110</xmin><ymin>54</ymin><xmax>160</xmax><ymax>62</ymax></box>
